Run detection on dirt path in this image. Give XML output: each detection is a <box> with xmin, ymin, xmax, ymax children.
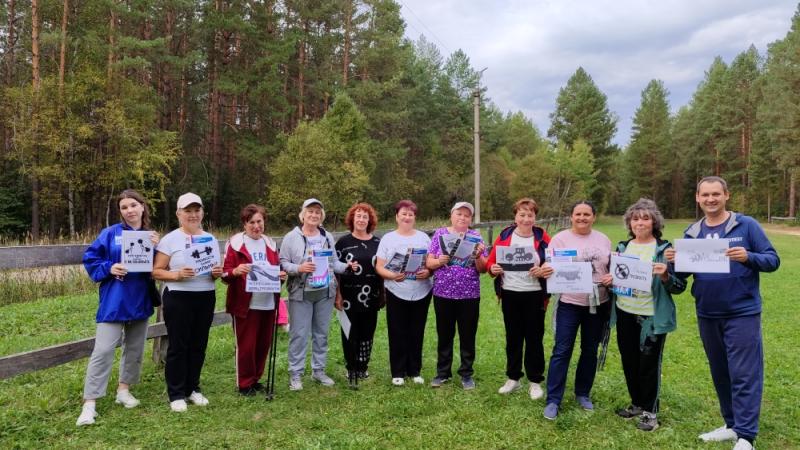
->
<box><xmin>762</xmin><ymin>224</ymin><xmax>800</xmax><ymax>236</ymax></box>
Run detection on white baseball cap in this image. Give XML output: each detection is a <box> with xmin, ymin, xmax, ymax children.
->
<box><xmin>302</xmin><ymin>198</ymin><xmax>324</xmax><ymax>209</ymax></box>
<box><xmin>451</xmin><ymin>201</ymin><xmax>475</xmax><ymax>215</ymax></box>
<box><xmin>177</xmin><ymin>192</ymin><xmax>203</xmax><ymax>209</ymax></box>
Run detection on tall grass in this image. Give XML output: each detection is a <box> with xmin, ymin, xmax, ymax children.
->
<box><xmin>0</xmin><ymin>265</ymin><xmax>95</xmax><ymax>307</ymax></box>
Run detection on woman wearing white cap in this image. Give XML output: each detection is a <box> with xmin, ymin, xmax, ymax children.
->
<box><xmin>153</xmin><ymin>192</ymin><xmax>223</xmax><ymax>412</ymax></box>
<box><xmin>426</xmin><ymin>201</ymin><xmax>487</xmax><ymax>390</ymax></box>
<box><xmin>279</xmin><ymin>198</ymin><xmax>353</xmax><ymax>391</ymax></box>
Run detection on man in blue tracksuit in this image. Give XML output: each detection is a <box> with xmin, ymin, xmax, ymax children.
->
<box><xmin>666</xmin><ymin>176</ymin><xmax>779</xmax><ymax>450</ymax></box>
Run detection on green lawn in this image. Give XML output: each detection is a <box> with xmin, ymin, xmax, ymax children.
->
<box><xmin>1</xmin><ymin>218</ymin><xmax>798</xmax><ymax>449</ymax></box>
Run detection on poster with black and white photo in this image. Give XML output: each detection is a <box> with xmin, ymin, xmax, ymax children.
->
<box><xmin>121</xmin><ymin>231</ymin><xmax>154</xmax><ymax>272</ymax></box>
<box><xmin>450</xmin><ymin>235</ymin><xmax>482</xmax><ymax>267</ymax></box>
<box><xmin>245</xmin><ymin>262</ymin><xmax>281</xmax><ymax>293</ymax></box>
<box><xmin>497</xmin><ymin>245</ymin><xmax>537</xmax><ymax>271</ymax></box>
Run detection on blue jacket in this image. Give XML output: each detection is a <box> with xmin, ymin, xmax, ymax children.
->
<box><xmin>83</xmin><ymin>223</ymin><xmax>156</xmax><ymax>323</ymax></box>
<box><xmin>682</xmin><ymin>213</ymin><xmax>780</xmax><ymax>319</ymax></box>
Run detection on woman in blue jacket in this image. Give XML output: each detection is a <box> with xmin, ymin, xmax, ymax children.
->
<box><xmin>77</xmin><ymin>189</ymin><xmax>160</xmax><ymax>426</ymax></box>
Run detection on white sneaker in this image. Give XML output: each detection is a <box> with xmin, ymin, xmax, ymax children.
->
<box><xmin>699</xmin><ymin>425</ymin><xmax>738</xmax><ymax>442</ymax></box>
<box><xmin>412</xmin><ymin>376</ymin><xmax>424</xmax><ymax>384</ymax></box>
<box><xmin>170</xmin><ymin>399</ymin><xmax>187</xmax><ymax>412</ymax></box>
<box><xmin>188</xmin><ymin>391</ymin><xmax>209</xmax><ymax>406</ymax></box>
<box><xmin>115</xmin><ymin>390</ymin><xmax>140</xmax><ymax>408</ymax></box>
<box><xmin>529</xmin><ymin>382</ymin><xmax>544</xmax><ymax>400</ymax></box>
<box><xmin>498</xmin><ymin>379</ymin><xmax>521</xmax><ymax>394</ymax></box>
<box><xmin>289</xmin><ymin>374</ymin><xmax>303</xmax><ymax>391</ymax></box>
<box><xmin>76</xmin><ymin>403</ymin><xmax>97</xmax><ymax>426</ymax></box>
<box><xmin>312</xmin><ymin>370</ymin><xmax>335</xmax><ymax>386</ymax></box>
<box><xmin>732</xmin><ymin>438</ymin><xmax>753</xmax><ymax>450</ymax></box>
<box><xmin>391</xmin><ymin>377</ymin><xmax>405</xmax><ymax>386</ymax></box>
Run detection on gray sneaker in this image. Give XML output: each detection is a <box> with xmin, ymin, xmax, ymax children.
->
<box><xmin>461</xmin><ymin>376</ymin><xmax>476</xmax><ymax>390</ymax></box>
<box><xmin>576</xmin><ymin>395</ymin><xmax>594</xmax><ymax>411</ymax></box>
<box><xmin>616</xmin><ymin>404</ymin><xmax>643</xmax><ymax>419</ymax></box>
<box><xmin>637</xmin><ymin>411</ymin><xmax>659</xmax><ymax>432</ymax></box>
<box><xmin>312</xmin><ymin>370</ymin><xmax>335</xmax><ymax>386</ymax></box>
<box><xmin>430</xmin><ymin>376</ymin><xmax>450</xmax><ymax>388</ymax></box>
<box><xmin>543</xmin><ymin>403</ymin><xmax>559</xmax><ymax>420</ymax></box>
<box><xmin>288</xmin><ymin>374</ymin><xmax>303</xmax><ymax>391</ymax></box>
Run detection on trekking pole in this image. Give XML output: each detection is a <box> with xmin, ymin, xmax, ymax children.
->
<box><xmin>265</xmin><ymin>301</ymin><xmax>280</xmax><ymax>401</ymax></box>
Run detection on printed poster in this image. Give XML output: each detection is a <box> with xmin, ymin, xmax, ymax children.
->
<box><xmin>121</xmin><ymin>231</ymin><xmax>154</xmax><ymax>272</ymax></box>
<box><xmin>497</xmin><ymin>245</ymin><xmax>537</xmax><ymax>271</ymax></box>
<box><xmin>674</xmin><ymin>238</ymin><xmax>730</xmax><ymax>273</ymax></box>
<box><xmin>183</xmin><ymin>237</ymin><xmax>220</xmax><ymax>275</ymax></box>
<box><xmin>547</xmin><ymin>261</ymin><xmax>593</xmax><ymax>294</ymax></box>
<box><xmin>610</xmin><ymin>253</ymin><xmax>653</xmax><ymax>293</ymax></box>
<box><xmin>245</xmin><ymin>262</ymin><xmax>281</xmax><ymax>293</ymax></box>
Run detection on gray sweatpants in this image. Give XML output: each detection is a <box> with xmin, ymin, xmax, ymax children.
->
<box><xmin>82</xmin><ymin>320</ymin><xmax>149</xmax><ymax>400</ymax></box>
<box><xmin>287</xmin><ymin>296</ymin><xmax>334</xmax><ymax>375</ymax></box>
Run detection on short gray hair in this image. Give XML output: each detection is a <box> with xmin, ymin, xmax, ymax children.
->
<box><xmin>299</xmin><ymin>204</ymin><xmax>326</xmax><ymax>224</ymax></box>
<box><xmin>623</xmin><ymin>198</ymin><xmax>664</xmax><ymax>239</ymax></box>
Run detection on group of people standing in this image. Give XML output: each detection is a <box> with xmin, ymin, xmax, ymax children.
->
<box><xmin>74</xmin><ymin>177</ymin><xmax>779</xmax><ymax>450</ymax></box>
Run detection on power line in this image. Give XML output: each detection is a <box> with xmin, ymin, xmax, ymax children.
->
<box><xmin>397</xmin><ymin>0</ymin><xmax>452</xmax><ymax>55</ymax></box>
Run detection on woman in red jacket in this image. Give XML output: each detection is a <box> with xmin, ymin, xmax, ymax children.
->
<box><xmin>222</xmin><ymin>204</ymin><xmax>287</xmax><ymax>395</ymax></box>
<box><xmin>486</xmin><ymin>198</ymin><xmax>552</xmax><ymax>400</ymax></box>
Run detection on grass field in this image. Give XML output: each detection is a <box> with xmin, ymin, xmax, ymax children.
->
<box><xmin>1</xmin><ymin>217</ymin><xmax>798</xmax><ymax>449</ymax></box>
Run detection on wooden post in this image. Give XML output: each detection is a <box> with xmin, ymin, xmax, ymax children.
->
<box><xmin>152</xmin><ymin>306</ymin><xmax>168</xmax><ymax>365</ymax></box>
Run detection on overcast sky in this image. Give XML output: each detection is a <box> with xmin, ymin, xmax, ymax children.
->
<box><xmin>398</xmin><ymin>0</ymin><xmax>797</xmax><ymax>146</ymax></box>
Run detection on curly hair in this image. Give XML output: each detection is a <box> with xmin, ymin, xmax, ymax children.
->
<box><xmin>345</xmin><ymin>202</ymin><xmax>378</xmax><ymax>233</ymax></box>
<box><xmin>623</xmin><ymin>198</ymin><xmax>665</xmax><ymax>239</ymax></box>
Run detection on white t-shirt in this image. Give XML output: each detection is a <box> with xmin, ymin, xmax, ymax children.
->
<box><xmin>157</xmin><ymin>229</ymin><xmax>218</xmax><ymax>292</ymax></box>
<box><xmin>502</xmin><ymin>233</ymin><xmax>542</xmax><ymax>292</ymax></box>
<box><xmin>244</xmin><ymin>235</ymin><xmax>274</xmax><ymax>310</ymax></box>
<box><xmin>376</xmin><ymin>230</ymin><xmax>433</xmax><ymax>301</ymax></box>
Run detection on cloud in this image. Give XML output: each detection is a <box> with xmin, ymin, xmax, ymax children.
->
<box><xmin>399</xmin><ymin>0</ymin><xmax>797</xmax><ymax>145</ymax></box>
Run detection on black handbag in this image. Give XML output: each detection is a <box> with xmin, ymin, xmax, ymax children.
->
<box><xmin>148</xmin><ymin>279</ymin><xmax>162</xmax><ymax>307</ymax></box>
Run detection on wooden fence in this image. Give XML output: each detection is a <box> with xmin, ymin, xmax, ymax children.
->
<box><xmin>0</xmin><ymin>218</ymin><xmax>568</xmax><ymax>380</ymax></box>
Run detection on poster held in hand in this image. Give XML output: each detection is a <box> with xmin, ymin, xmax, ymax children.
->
<box><xmin>309</xmin><ymin>249</ymin><xmax>334</xmax><ymax>288</ymax></box>
<box><xmin>403</xmin><ymin>248</ymin><xmax>428</xmax><ymax>279</ymax></box>
<box><xmin>450</xmin><ymin>235</ymin><xmax>482</xmax><ymax>267</ymax></box>
<box><xmin>610</xmin><ymin>253</ymin><xmax>653</xmax><ymax>293</ymax></box>
<box><xmin>674</xmin><ymin>238</ymin><xmax>730</xmax><ymax>273</ymax></box>
<box><xmin>547</xmin><ymin>261</ymin><xmax>593</xmax><ymax>294</ymax></box>
<box><xmin>497</xmin><ymin>245</ymin><xmax>536</xmax><ymax>271</ymax></box>
<box><xmin>121</xmin><ymin>231</ymin><xmax>154</xmax><ymax>272</ymax></box>
<box><xmin>183</xmin><ymin>238</ymin><xmax>221</xmax><ymax>275</ymax></box>
<box><xmin>245</xmin><ymin>262</ymin><xmax>281</xmax><ymax>293</ymax></box>
<box><xmin>337</xmin><ymin>309</ymin><xmax>352</xmax><ymax>339</ymax></box>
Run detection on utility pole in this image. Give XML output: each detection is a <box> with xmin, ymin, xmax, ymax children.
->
<box><xmin>473</xmin><ymin>67</ymin><xmax>487</xmax><ymax>223</ymax></box>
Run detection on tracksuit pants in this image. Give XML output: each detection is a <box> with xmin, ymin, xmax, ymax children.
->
<box><xmin>698</xmin><ymin>314</ymin><xmax>763</xmax><ymax>441</ymax></box>
<box><xmin>83</xmin><ymin>319</ymin><xmax>149</xmax><ymax>400</ymax></box>
<box><xmin>233</xmin><ymin>308</ymin><xmax>277</xmax><ymax>389</ymax></box>
<box><xmin>500</xmin><ymin>289</ymin><xmax>547</xmax><ymax>383</ymax></box>
<box><xmin>340</xmin><ymin>307</ymin><xmax>380</xmax><ymax>374</ymax></box>
<box><xmin>433</xmin><ymin>296</ymin><xmax>480</xmax><ymax>380</ymax></box>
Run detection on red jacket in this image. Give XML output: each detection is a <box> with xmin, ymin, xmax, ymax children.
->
<box><xmin>222</xmin><ymin>232</ymin><xmax>281</xmax><ymax>319</ymax></box>
<box><xmin>486</xmin><ymin>224</ymin><xmax>551</xmax><ymax>302</ymax></box>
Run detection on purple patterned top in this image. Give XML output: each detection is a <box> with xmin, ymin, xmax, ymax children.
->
<box><xmin>429</xmin><ymin>227</ymin><xmax>487</xmax><ymax>299</ymax></box>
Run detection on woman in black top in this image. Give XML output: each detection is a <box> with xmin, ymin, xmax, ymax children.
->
<box><xmin>335</xmin><ymin>202</ymin><xmax>384</xmax><ymax>385</ymax></box>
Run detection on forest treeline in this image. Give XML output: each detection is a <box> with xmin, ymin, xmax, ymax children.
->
<box><xmin>1</xmin><ymin>1</ymin><xmax>799</xmax><ymax>239</ymax></box>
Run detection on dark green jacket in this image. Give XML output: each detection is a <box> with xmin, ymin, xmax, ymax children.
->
<box><xmin>610</xmin><ymin>239</ymin><xmax>687</xmax><ymax>344</ymax></box>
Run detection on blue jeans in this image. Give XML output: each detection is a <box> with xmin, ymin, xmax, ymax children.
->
<box><xmin>698</xmin><ymin>314</ymin><xmax>763</xmax><ymax>441</ymax></box>
<box><xmin>546</xmin><ymin>300</ymin><xmax>610</xmax><ymax>405</ymax></box>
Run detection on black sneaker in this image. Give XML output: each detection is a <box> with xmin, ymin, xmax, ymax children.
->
<box><xmin>238</xmin><ymin>386</ymin><xmax>258</xmax><ymax>396</ymax></box>
<box><xmin>616</xmin><ymin>404</ymin><xmax>643</xmax><ymax>419</ymax></box>
<box><xmin>637</xmin><ymin>412</ymin><xmax>659</xmax><ymax>431</ymax></box>
<box><xmin>358</xmin><ymin>370</ymin><xmax>369</xmax><ymax>379</ymax></box>
<box><xmin>252</xmin><ymin>382</ymin><xmax>265</xmax><ymax>391</ymax></box>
